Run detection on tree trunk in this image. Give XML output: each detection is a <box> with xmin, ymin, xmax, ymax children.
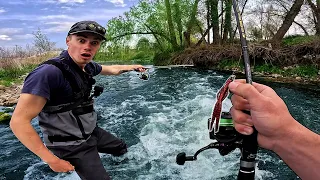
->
<box><xmin>164</xmin><ymin>0</ymin><xmax>178</xmax><ymax>50</ymax></box>
<box><xmin>220</xmin><ymin>0</ymin><xmax>224</xmax><ymax>38</ymax></box>
<box><xmin>196</xmin><ymin>27</ymin><xmax>212</xmax><ymax>46</ymax></box>
<box><xmin>209</xmin><ymin>0</ymin><xmax>220</xmax><ymax>44</ymax></box>
<box><xmin>184</xmin><ymin>0</ymin><xmax>201</xmax><ymax>47</ymax></box>
<box><xmin>222</xmin><ymin>0</ymin><xmax>232</xmax><ymax>43</ymax></box>
<box><xmin>307</xmin><ymin>0</ymin><xmax>320</xmax><ymax>35</ymax></box>
<box><xmin>206</xmin><ymin>0</ymin><xmax>211</xmax><ymax>44</ymax></box>
<box><xmin>272</xmin><ymin>0</ymin><xmax>304</xmax><ymax>43</ymax></box>
<box><xmin>173</xmin><ymin>0</ymin><xmax>183</xmax><ymax>47</ymax></box>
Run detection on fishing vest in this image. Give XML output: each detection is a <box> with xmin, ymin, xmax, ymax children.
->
<box><xmin>38</xmin><ymin>57</ymin><xmax>99</xmax><ymax>146</ymax></box>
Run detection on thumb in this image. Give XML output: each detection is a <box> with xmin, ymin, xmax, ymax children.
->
<box><xmin>229</xmin><ymin>81</ymin><xmax>262</xmax><ymax>102</ymax></box>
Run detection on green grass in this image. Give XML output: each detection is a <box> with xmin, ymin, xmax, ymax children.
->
<box><xmin>254</xmin><ymin>64</ymin><xmax>318</xmax><ymax>77</ymax></box>
<box><xmin>0</xmin><ymin>52</ymin><xmax>59</xmax><ymax>87</ymax></box>
<box><xmin>217</xmin><ymin>59</ymin><xmax>319</xmax><ymax>78</ymax></box>
<box><xmin>282</xmin><ymin>35</ymin><xmax>317</xmax><ymax>46</ymax></box>
<box><xmin>254</xmin><ymin>64</ymin><xmax>282</xmax><ymax>74</ymax></box>
<box><xmin>217</xmin><ymin>59</ymin><xmax>243</xmax><ymax>69</ymax></box>
<box><xmin>283</xmin><ymin>65</ymin><xmax>318</xmax><ymax>77</ymax></box>
<box><xmin>0</xmin><ymin>64</ymin><xmax>37</xmax><ymax>86</ymax></box>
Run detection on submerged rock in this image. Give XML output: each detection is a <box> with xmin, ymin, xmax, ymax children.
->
<box><xmin>0</xmin><ymin>112</ymin><xmax>11</xmax><ymax>123</ymax></box>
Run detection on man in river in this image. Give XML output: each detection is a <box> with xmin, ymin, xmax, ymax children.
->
<box><xmin>10</xmin><ymin>20</ymin><xmax>146</xmax><ymax>180</ymax></box>
<box><xmin>229</xmin><ymin>80</ymin><xmax>320</xmax><ymax>180</ymax></box>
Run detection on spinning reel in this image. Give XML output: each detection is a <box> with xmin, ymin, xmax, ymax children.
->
<box><xmin>176</xmin><ymin>112</ymin><xmax>243</xmax><ymax>165</ymax></box>
<box><xmin>138</xmin><ymin>68</ymin><xmax>150</xmax><ymax>80</ymax></box>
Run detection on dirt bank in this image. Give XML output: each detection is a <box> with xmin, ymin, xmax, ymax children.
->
<box><xmin>0</xmin><ymin>84</ymin><xmax>21</xmax><ymax>107</ymax></box>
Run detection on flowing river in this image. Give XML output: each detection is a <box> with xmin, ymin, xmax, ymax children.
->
<box><xmin>1</xmin><ymin>66</ymin><xmax>319</xmax><ymax>180</ymax></box>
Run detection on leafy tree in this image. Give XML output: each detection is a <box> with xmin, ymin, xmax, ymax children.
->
<box><xmin>105</xmin><ymin>0</ymin><xmax>203</xmax><ymax>53</ymax></box>
<box><xmin>136</xmin><ymin>37</ymin><xmax>152</xmax><ymax>51</ymax></box>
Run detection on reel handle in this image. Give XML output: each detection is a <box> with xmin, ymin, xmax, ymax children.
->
<box><xmin>176</xmin><ymin>152</ymin><xmax>195</xmax><ymax>165</ymax></box>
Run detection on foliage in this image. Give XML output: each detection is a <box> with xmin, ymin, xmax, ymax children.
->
<box><xmin>153</xmin><ymin>50</ymin><xmax>173</xmax><ymax>66</ymax></box>
<box><xmin>247</xmin><ymin>25</ymin><xmax>263</xmax><ymax>42</ymax></box>
<box><xmin>253</xmin><ymin>64</ymin><xmax>318</xmax><ymax>77</ymax></box>
<box><xmin>282</xmin><ymin>35</ymin><xmax>317</xmax><ymax>46</ymax></box>
<box><xmin>0</xmin><ymin>52</ymin><xmax>58</xmax><ymax>87</ymax></box>
<box><xmin>104</xmin><ymin>0</ymin><xmax>202</xmax><ymax>60</ymax></box>
<box><xmin>94</xmin><ymin>49</ymin><xmax>153</xmax><ymax>62</ymax></box>
<box><xmin>283</xmin><ymin>65</ymin><xmax>318</xmax><ymax>77</ymax></box>
<box><xmin>0</xmin><ymin>64</ymin><xmax>37</xmax><ymax>86</ymax></box>
<box><xmin>254</xmin><ymin>64</ymin><xmax>282</xmax><ymax>74</ymax></box>
<box><xmin>136</xmin><ymin>37</ymin><xmax>153</xmax><ymax>51</ymax></box>
<box><xmin>130</xmin><ymin>51</ymin><xmax>153</xmax><ymax>61</ymax></box>
<box><xmin>217</xmin><ymin>59</ymin><xmax>243</xmax><ymax>69</ymax></box>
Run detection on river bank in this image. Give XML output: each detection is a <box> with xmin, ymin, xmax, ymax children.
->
<box><xmin>0</xmin><ymin>84</ymin><xmax>22</xmax><ymax>107</ymax></box>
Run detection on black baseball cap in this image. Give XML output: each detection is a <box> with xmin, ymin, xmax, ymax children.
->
<box><xmin>68</xmin><ymin>21</ymin><xmax>106</xmax><ymax>40</ymax></box>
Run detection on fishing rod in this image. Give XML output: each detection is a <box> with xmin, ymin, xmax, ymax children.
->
<box><xmin>232</xmin><ymin>0</ymin><xmax>258</xmax><ymax>179</ymax></box>
<box><xmin>176</xmin><ymin>0</ymin><xmax>258</xmax><ymax>179</ymax></box>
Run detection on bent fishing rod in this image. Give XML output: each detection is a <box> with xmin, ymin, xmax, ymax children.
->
<box><xmin>176</xmin><ymin>0</ymin><xmax>258</xmax><ymax>179</ymax></box>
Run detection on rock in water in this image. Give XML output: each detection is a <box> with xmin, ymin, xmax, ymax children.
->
<box><xmin>0</xmin><ymin>112</ymin><xmax>11</xmax><ymax>123</ymax></box>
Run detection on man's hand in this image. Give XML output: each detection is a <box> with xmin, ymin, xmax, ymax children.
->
<box><xmin>100</xmin><ymin>65</ymin><xmax>147</xmax><ymax>75</ymax></box>
<box><xmin>133</xmin><ymin>65</ymin><xmax>148</xmax><ymax>72</ymax></box>
<box><xmin>228</xmin><ymin>80</ymin><xmax>296</xmax><ymax>151</ymax></box>
<box><xmin>47</xmin><ymin>157</ymin><xmax>75</xmax><ymax>173</ymax></box>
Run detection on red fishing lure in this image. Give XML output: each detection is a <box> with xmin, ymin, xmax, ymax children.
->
<box><xmin>209</xmin><ymin>75</ymin><xmax>235</xmax><ymax>134</ymax></box>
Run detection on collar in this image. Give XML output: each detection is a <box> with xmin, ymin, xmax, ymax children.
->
<box><xmin>59</xmin><ymin>50</ymin><xmax>93</xmax><ymax>76</ymax></box>
<box><xmin>59</xmin><ymin>50</ymin><xmax>75</xmax><ymax>65</ymax></box>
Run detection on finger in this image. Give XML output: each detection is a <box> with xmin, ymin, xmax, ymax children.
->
<box><xmin>234</xmin><ymin>79</ymin><xmax>246</xmax><ymax>83</ymax></box>
<box><xmin>228</xmin><ymin>82</ymin><xmax>262</xmax><ymax>102</ymax></box>
<box><xmin>230</xmin><ymin>94</ymin><xmax>250</xmax><ymax>111</ymax></box>
<box><xmin>232</xmin><ymin>80</ymin><xmax>274</xmax><ymax>97</ymax></box>
<box><xmin>230</xmin><ymin>107</ymin><xmax>253</xmax><ymax>126</ymax></box>
<box><xmin>233</xmin><ymin>122</ymin><xmax>254</xmax><ymax>135</ymax></box>
<box><xmin>68</xmin><ymin>165</ymin><xmax>75</xmax><ymax>171</ymax></box>
<box><xmin>252</xmin><ymin>82</ymin><xmax>279</xmax><ymax>98</ymax></box>
<box><xmin>66</xmin><ymin>161</ymin><xmax>75</xmax><ymax>171</ymax></box>
<box><xmin>251</xmin><ymin>82</ymin><xmax>269</xmax><ymax>93</ymax></box>
<box><xmin>232</xmin><ymin>80</ymin><xmax>269</xmax><ymax>94</ymax></box>
<box><xmin>135</xmin><ymin>67</ymin><xmax>147</xmax><ymax>72</ymax></box>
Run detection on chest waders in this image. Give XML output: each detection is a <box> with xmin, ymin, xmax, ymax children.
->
<box><xmin>38</xmin><ymin>58</ymin><xmax>103</xmax><ymax>144</ymax></box>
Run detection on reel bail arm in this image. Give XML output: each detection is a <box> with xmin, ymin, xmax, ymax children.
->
<box><xmin>176</xmin><ymin>140</ymin><xmax>240</xmax><ymax>165</ymax></box>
